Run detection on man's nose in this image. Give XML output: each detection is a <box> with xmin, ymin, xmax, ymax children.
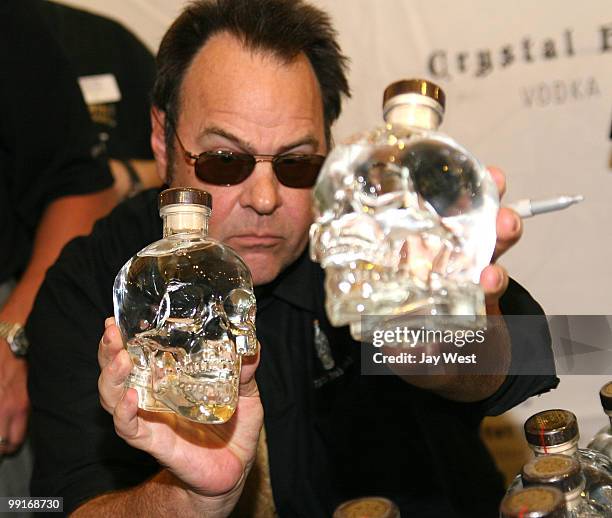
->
<box><xmin>239</xmin><ymin>161</ymin><xmax>282</xmax><ymax>215</ymax></box>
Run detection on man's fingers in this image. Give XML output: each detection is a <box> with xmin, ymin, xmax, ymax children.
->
<box><xmin>98</xmin><ymin>320</ymin><xmax>123</xmax><ymax>370</ymax></box>
<box><xmin>99</xmin><ymin>348</ymin><xmax>133</xmax><ymax>413</ymax></box>
<box><xmin>113</xmin><ymin>388</ymin><xmax>141</xmax><ymax>440</ymax></box>
<box><xmin>239</xmin><ymin>347</ymin><xmax>260</xmax><ymax>398</ymax></box>
<box><xmin>239</xmin><ymin>345</ymin><xmax>260</xmax><ymax>384</ymax></box>
<box><xmin>239</xmin><ymin>376</ymin><xmax>260</xmax><ymax>399</ymax></box>
<box><xmin>481</xmin><ymin>264</ymin><xmax>509</xmax><ymax>311</ymax></box>
<box><xmin>487</xmin><ymin>166</ymin><xmax>506</xmax><ymax>199</ymax></box>
<box><xmin>492</xmin><ymin>208</ymin><xmax>522</xmax><ymax>262</ymax></box>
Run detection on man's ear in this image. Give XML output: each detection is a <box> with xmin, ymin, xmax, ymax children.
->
<box><xmin>151</xmin><ymin>107</ymin><xmax>170</xmax><ymax>184</ymax></box>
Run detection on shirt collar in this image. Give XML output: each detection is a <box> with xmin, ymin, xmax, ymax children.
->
<box><xmin>254</xmin><ymin>247</ymin><xmax>320</xmax><ymax>313</ymax></box>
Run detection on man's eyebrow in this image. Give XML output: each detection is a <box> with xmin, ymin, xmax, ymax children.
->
<box><xmin>196</xmin><ymin>126</ymin><xmax>256</xmax><ymax>154</ymax></box>
<box><xmin>277</xmin><ymin>135</ymin><xmax>320</xmax><ymax>154</ymax></box>
<box><xmin>196</xmin><ymin>126</ymin><xmax>320</xmax><ymax>154</ymax></box>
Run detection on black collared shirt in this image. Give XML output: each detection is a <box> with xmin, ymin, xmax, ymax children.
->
<box><xmin>27</xmin><ymin>189</ymin><xmax>558</xmax><ymax>517</ymax></box>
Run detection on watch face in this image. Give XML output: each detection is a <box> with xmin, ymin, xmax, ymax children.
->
<box><xmin>10</xmin><ymin>328</ymin><xmax>29</xmax><ymax>356</ymax></box>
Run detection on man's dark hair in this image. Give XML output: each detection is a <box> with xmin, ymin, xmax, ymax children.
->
<box><xmin>152</xmin><ymin>0</ymin><xmax>350</xmax><ymax>165</ymax></box>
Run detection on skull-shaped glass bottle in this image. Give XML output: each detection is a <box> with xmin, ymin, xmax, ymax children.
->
<box><xmin>587</xmin><ymin>381</ymin><xmax>612</xmax><ymax>460</ymax></box>
<box><xmin>113</xmin><ymin>187</ymin><xmax>257</xmax><ymax>424</ymax></box>
<box><xmin>506</xmin><ymin>409</ymin><xmax>612</xmax><ymax>512</ymax></box>
<box><xmin>499</xmin><ymin>486</ymin><xmax>566</xmax><ymax>518</ymax></box>
<box><xmin>310</xmin><ymin>79</ymin><xmax>499</xmax><ymax>340</ymax></box>
<box><xmin>520</xmin><ymin>455</ymin><xmax>609</xmax><ymax>517</ymax></box>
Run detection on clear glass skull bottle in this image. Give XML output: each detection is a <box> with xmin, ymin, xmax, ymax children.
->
<box><xmin>310</xmin><ymin>79</ymin><xmax>499</xmax><ymax>340</ymax></box>
<box><xmin>587</xmin><ymin>381</ymin><xmax>612</xmax><ymax>460</ymax></box>
<box><xmin>506</xmin><ymin>409</ymin><xmax>612</xmax><ymax>511</ymax></box>
<box><xmin>113</xmin><ymin>188</ymin><xmax>257</xmax><ymax>424</ymax></box>
<box><xmin>499</xmin><ymin>486</ymin><xmax>566</xmax><ymax>518</ymax></box>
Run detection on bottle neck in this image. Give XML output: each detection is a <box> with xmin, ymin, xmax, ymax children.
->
<box><xmin>160</xmin><ymin>205</ymin><xmax>210</xmax><ymax>237</ymax></box>
<box><xmin>383</xmin><ymin>95</ymin><xmax>443</xmax><ymax>131</ymax></box>
<box><xmin>530</xmin><ymin>439</ymin><xmax>579</xmax><ymax>457</ymax></box>
<box><xmin>563</xmin><ymin>481</ymin><xmax>586</xmax><ymax>510</ymax></box>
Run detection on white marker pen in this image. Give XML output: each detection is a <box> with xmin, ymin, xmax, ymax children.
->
<box><xmin>507</xmin><ymin>195</ymin><xmax>584</xmax><ymax>218</ymax></box>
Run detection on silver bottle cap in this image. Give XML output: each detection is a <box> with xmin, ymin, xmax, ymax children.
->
<box><xmin>524</xmin><ymin>409</ymin><xmax>579</xmax><ymax>448</ymax></box>
<box><xmin>382</xmin><ymin>78</ymin><xmax>445</xmax><ymax>119</ymax></box>
<box><xmin>521</xmin><ymin>454</ymin><xmax>582</xmax><ymax>494</ymax></box>
<box><xmin>158</xmin><ymin>187</ymin><xmax>212</xmax><ymax>211</ymax></box>
<box><xmin>599</xmin><ymin>381</ymin><xmax>612</xmax><ymax>413</ymax></box>
<box><xmin>500</xmin><ymin>486</ymin><xmax>565</xmax><ymax>518</ymax></box>
<box><xmin>333</xmin><ymin>496</ymin><xmax>399</xmax><ymax>518</ymax></box>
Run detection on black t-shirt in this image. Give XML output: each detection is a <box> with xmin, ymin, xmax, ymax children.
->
<box><xmin>27</xmin><ymin>190</ymin><xmax>559</xmax><ymax>517</ymax></box>
<box><xmin>39</xmin><ymin>1</ymin><xmax>156</xmax><ymax>160</ymax></box>
<box><xmin>0</xmin><ymin>0</ymin><xmax>113</xmax><ymax>283</ymax></box>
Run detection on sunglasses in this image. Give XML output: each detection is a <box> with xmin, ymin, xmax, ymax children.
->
<box><xmin>172</xmin><ymin>126</ymin><xmax>325</xmax><ymax>188</ymax></box>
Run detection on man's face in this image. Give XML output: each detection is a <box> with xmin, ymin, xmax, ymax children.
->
<box><xmin>164</xmin><ymin>32</ymin><xmax>327</xmax><ymax>286</ymax></box>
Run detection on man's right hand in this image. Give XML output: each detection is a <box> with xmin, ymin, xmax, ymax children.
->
<box><xmin>97</xmin><ymin>317</ymin><xmax>263</xmax><ymax>504</ymax></box>
<box><xmin>0</xmin><ymin>340</ymin><xmax>28</xmax><ymax>455</ymax></box>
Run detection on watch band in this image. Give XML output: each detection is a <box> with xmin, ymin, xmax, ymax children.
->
<box><xmin>0</xmin><ymin>321</ymin><xmax>29</xmax><ymax>356</ymax></box>
<box><xmin>0</xmin><ymin>321</ymin><xmax>18</xmax><ymax>340</ymax></box>
<box><xmin>120</xmin><ymin>159</ymin><xmax>144</xmax><ymax>198</ymax></box>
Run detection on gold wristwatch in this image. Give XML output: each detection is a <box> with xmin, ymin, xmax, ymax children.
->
<box><xmin>0</xmin><ymin>321</ymin><xmax>29</xmax><ymax>357</ymax></box>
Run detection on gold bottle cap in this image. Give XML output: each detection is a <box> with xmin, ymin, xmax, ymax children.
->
<box><xmin>524</xmin><ymin>409</ymin><xmax>578</xmax><ymax>448</ymax></box>
<box><xmin>521</xmin><ymin>454</ymin><xmax>582</xmax><ymax>494</ymax></box>
<box><xmin>333</xmin><ymin>497</ymin><xmax>399</xmax><ymax>518</ymax></box>
<box><xmin>500</xmin><ymin>486</ymin><xmax>565</xmax><ymax>518</ymax></box>
<box><xmin>158</xmin><ymin>187</ymin><xmax>212</xmax><ymax>210</ymax></box>
<box><xmin>599</xmin><ymin>381</ymin><xmax>612</xmax><ymax>412</ymax></box>
<box><xmin>382</xmin><ymin>79</ymin><xmax>445</xmax><ymax>111</ymax></box>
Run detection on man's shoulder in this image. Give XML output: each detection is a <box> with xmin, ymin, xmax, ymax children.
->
<box><xmin>500</xmin><ymin>277</ymin><xmax>546</xmax><ymax>315</ymax></box>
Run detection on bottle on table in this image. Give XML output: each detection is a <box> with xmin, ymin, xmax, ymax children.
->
<box><xmin>587</xmin><ymin>381</ymin><xmax>612</xmax><ymax>460</ymax></box>
<box><xmin>310</xmin><ymin>79</ymin><xmax>499</xmax><ymax>340</ymax></box>
<box><xmin>113</xmin><ymin>187</ymin><xmax>257</xmax><ymax>424</ymax></box>
<box><xmin>506</xmin><ymin>409</ymin><xmax>612</xmax><ymax>511</ymax></box>
<box><xmin>520</xmin><ymin>455</ymin><xmax>608</xmax><ymax>517</ymax></box>
<box><xmin>499</xmin><ymin>485</ymin><xmax>566</xmax><ymax>518</ymax></box>
<box><xmin>333</xmin><ymin>496</ymin><xmax>400</xmax><ymax>518</ymax></box>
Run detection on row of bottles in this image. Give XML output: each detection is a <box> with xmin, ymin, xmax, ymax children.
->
<box><xmin>500</xmin><ymin>382</ymin><xmax>612</xmax><ymax>516</ymax></box>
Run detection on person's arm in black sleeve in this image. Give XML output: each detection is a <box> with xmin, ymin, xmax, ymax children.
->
<box><xmin>476</xmin><ymin>277</ymin><xmax>559</xmax><ymax>417</ymax></box>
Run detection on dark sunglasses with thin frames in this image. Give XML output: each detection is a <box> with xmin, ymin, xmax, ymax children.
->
<box><xmin>168</xmin><ymin>118</ymin><xmax>326</xmax><ymax>189</ymax></box>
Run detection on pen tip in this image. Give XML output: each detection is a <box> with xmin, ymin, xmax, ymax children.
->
<box><xmin>573</xmin><ymin>195</ymin><xmax>584</xmax><ymax>203</ymax></box>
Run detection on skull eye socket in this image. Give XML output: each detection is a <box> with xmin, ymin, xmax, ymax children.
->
<box><xmin>355</xmin><ymin>149</ymin><xmax>407</xmax><ymax>210</ymax></box>
<box><xmin>403</xmin><ymin>139</ymin><xmax>482</xmax><ymax>217</ymax></box>
<box><xmin>223</xmin><ymin>288</ymin><xmax>256</xmax><ymax>325</ymax></box>
<box><xmin>158</xmin><ymin>281</ymin><xmax>210</xmax><ymax>324</ymax></box>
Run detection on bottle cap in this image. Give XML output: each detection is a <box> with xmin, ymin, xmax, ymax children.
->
<box><xmin>599</xmin><ymin>381</ymin><xmax>612</xmax><ymax>412</ymax></box>
<box><xmin>383</xmin><ymin>78</ymin><xmax>445</xmax><ymax>111</ymax></box>
<box><xmin>524</xmin><ymin>409</ymin><xmax>578</xmax><ymax>448</ymax></box>
<box><xmin>333</xmin><ymin>497</ymin><xmax>400</xmax><ymax>518</ymax></box>
<box><xmin>521</xmin><ymin>454</ymin><xmax>582</xmax><ymax>494</ymax></box>
<box><xmin>158</xmin><ymin>187</ymin><xmax>212</xmax><ymax>210</ymax></box>
<box><xmin>499</xmin><ymin>486</ymin><xmax>565</xmax><ymax>518</ymax></box>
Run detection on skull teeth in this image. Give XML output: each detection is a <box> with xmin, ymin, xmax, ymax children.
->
<box><xmin>178</xmin><ymin>381</ymin><xmax>235</xmax><ymax>404</ymax></box>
